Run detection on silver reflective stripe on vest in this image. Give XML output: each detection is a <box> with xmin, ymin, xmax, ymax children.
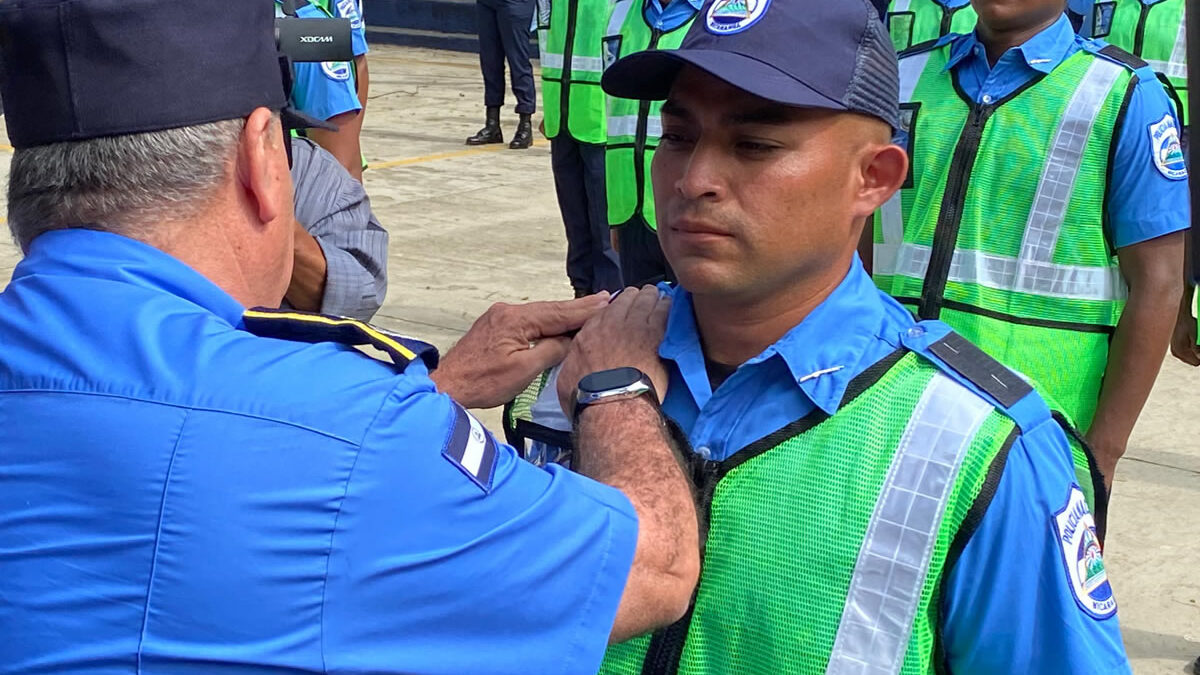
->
<box><xmin>540</xmin><ymin>52</ymin><xmax>605</xmax><ymax>73</ymax></box>
<box><xmin>890</xmin><ymin>0</ymin><xmax>912</xmax><ymax>13</ymax></box>
<box><xmin>873</xmin><ymin>242</ymin><xmax>1127</xmax><ymax>301</ymax></box>
<box><xmin>1015</xmin><ymin>57</ymin><xmax>1124</xmax><ymax>283</ymax></box>
<box><xmin>877</xmin><ymin>51</ymin><xmax>934</xmax><ymax>264</ymax></box>
<box><xmin>1146</xmin><ymin>5</ymin><xmax>1188</xmax><ymax>80</ymax></box>
<box><xmin>826</xmin><ymin>373</ymin><xmax>994</xmax><ymax>675</ymax></box>
<box><xmin>608</xmin><ymin>114</ymin><xmax>663</xmax><ymax>139</ymax></box>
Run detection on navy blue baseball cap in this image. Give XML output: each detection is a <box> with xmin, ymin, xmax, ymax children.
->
<box><xmin>602</xmin><ymin>0</ymin><xmax>900</xmax><ymax>130</ymax></box>
<box><xmin>0</xmin><ymin>0</ymin><xmax>329</xmax><ymax>150</ymax></box>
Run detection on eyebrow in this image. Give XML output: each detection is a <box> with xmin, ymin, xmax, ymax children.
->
<box><xmin>660</xmin><ymin>99</ymin><xmax>801</xmax><ymax>127</ymax></box>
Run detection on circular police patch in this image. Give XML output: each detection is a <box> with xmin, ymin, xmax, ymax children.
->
<box><xmin>706</xmin><ymin>0</ymin><xmax>771</xmax><ymax>35</ymax></box>
<box><xmin>1054</xmin><ymin>485</ymin><xmax>1116</xmax><ymax>619</ymax></box>
<box><xmin>1148</xmin><ymin>113</ymin><xmax>1188</xmax><ymax>181</ymax></box>
<box><xmin>321</xmin><ymin>61</ymin><xmax>352</xmax><ymax>82</ymax></box>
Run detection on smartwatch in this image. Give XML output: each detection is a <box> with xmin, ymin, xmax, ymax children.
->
<box><xmin>573</xmin><ymin>367</ymin><xmax>658</xmax><ymax>419</ymax></box>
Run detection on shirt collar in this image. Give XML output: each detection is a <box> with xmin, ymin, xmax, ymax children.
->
<box><xmin>659</xmin><ymin>258</ymin><xmax>899</xmax><ymax>416</ymax></box>
<box><xmin>14</xmin><ymin>229</ymin><xmax>247</xmax><ymax>327</ymax></box>
<box><xmin>946</xmin><ymin>14</ymin><xmax>1076</xmax><ymax>75</ymax></box>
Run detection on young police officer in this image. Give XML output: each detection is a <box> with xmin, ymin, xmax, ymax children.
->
<box><xmin>873</xmin><ymin>0</ymin><xmax>1188</xmax><ymax>484</ymax></box>
<box><xmin>579</xmin><ymin>0</ymin><xmax>1130</xmax><ymax>671</ymax></box>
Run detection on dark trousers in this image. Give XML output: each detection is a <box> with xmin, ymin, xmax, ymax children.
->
<box><xmin>476</xmin><ymin>0</ymin><xmax>536</xmax><ymax>114</ymax></box>
<box><xmin>551</xmin><ymin>137</ymin><xmax>623</xmax><ymax>293</ymax></box>
<box><xmin>618</xmin><ymin>216</ymin><xmax>674</xmax><ymax>287</ymax></box>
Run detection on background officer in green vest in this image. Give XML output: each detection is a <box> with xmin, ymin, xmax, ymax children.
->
<box><xmin>1093</xmin><ymin>0</ymin><xmax>1188</xmax><ymax>133</ymax></box>
<box><xmin>538</xmin><ymin>0</ymin><xmax>624</xmax><ymax>296</ymax></box>
<box><xmin>603</xmin><ymin>0</ymin><xmax>700</xmax><ymax>286</ymax></box>
<box><xmin>571</xmin><ymin>0</ymin><xmax>1130</xmax><ymax>671</ymax></box>
<box><xmin>872</xmin><ymin>0</ymin><xmax>1188</xmax><ymax>485</ymax></box>
<box><xmin>885</xmin><ymin>0</ymin><xmax>977</xmax><ymax>52</ymax></box>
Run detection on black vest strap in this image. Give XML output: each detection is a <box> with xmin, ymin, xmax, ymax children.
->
<box><xmin>927</xmin><ymin>331</ymin><xmax>1033</xmax><ymax>407</ymax></box>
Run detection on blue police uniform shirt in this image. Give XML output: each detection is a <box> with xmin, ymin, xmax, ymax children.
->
<box><xmin>658</xmin><ymin>257</ymin><xmax>1131</xmax><ymax>674</ymax></box>
<box><xmin>0</xmin><ymin>229</ymin><xmax>637</xmax><ymax>674</ymax></box>
<box><xmin>944</xmin><ymin>13</ymin><xmax>1189</xmax><ymax>248</ymax></box>
<box><xmin>643</xmin><ymin>0</ymin><xmax>702</xmax><ymax>33</ymax></box>
<box><xmin>276</xmin><ymin>1</ymin><xmax>362</xmax><ymax>122</ymax></box>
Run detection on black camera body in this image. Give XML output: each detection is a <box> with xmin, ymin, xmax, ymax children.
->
<box><xmin>275</xmin><ymin>0</ymin><xmax>353</xmax><ymax>63</ymax></box>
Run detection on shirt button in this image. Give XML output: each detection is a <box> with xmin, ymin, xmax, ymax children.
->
<box><xmin>907</xmin><ymin>326</ymin><xmax>926</xmax><ymax>338</ymax></box>
<box><xmin>982</xmin><ymin>94</ymin><xmax>993</xmax><ymax>104</ymax></box>
<box><xmin>696</xmin><ymin>446</ymin><xmax>712</xmax><ymax>460</ymax></box>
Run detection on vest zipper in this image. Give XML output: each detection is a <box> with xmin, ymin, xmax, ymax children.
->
<box><xmin>918</xmin><ymin>102</ymin><xmax>994</xmax><ymax>319</ymax></box>
<box><xmin>1133</xmin><ymin>2</ymin><xmax>1152</xmax><ymax>55</ymax></box>
<box><xmin>632</xmin><ymin>28</ymin><xmax>664</xmax><ymax>223</ymax></box>
<box><xmin>559</xmin><ymin>0</ymin><xmax>581</xmax><ymax>134</ymax></box>
<box><xmin>638</xmin><ymin>455</ymin><xmax>722</xmax><ymax>675</ymax></box>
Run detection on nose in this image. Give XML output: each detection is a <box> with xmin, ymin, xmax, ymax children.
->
<box><xmin>674</xmin><ymin>140</ymin><xmax>726</xmax><ymax>202</ymax></box>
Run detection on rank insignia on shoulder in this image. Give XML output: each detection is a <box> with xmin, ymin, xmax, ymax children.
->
<box><xmin>242</xmin><ymin>308</ymin><xmax>439</xmax><ymax>370</ymax></box>
<box><xmin>928</xmin><ymin>331</ymin><xmax>1033</xmax><ymax>408</ymax></box>
<box><xmin>443</xmin><ymin>404</ymin><xmax>498</xmax><ymax>493</ymax></box>
<box><xmin>1055</xmin><ymin>485</ymin><xmax>1117</xmax><ymax>619</ymax></box>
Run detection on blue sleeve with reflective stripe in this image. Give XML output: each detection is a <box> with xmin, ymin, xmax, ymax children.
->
<box><xmin>940</xmin><ymin>421</ymin><xmax>1131</xmax><ymax>674</ymax></box>
<box><xmin>1105</xmin><ymin>72</ymin><xmax>1189</xmax><ymax>249</ymax></box>
<box><xmin>322</xmin><ymin>377</ymin><xmax>638</xmax><ymax>674</ymax></box>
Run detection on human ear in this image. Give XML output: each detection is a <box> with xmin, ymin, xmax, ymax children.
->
<box><xmin>236</xmin><ymin>107</ymin><xmax>286</xmax><ymax>226</ymax></box>
<box><xmin>853</xmin><ymin>143</ymin><xmax>908</xmax><ymax>218</ymax></box>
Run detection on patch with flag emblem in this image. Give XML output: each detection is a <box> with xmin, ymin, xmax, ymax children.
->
<box><xmin>443</xmin><ymin>404</ymin><xmax>498</xmax><ymax>493</ymax></box>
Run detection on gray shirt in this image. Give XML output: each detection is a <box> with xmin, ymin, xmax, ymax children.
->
<box><xmin>289</xmin><ymin>137</ymin><xmax>388</xmax><ymax>320</ymax></box>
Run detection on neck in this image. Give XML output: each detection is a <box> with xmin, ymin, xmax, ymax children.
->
<box><xmin>691</xmin><ymin>261</ymin><xmax>852</xmax><ymax>367</ymax></box>
<box><xmin>979</xmin><ymin>13</ymin><xmax>1060</xmax><ymax>67</ymax></box>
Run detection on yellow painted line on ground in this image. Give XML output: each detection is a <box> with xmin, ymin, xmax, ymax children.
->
<box><xmin>371</xmin><ymin>139</ymin><xmax>549</xmax><ymax>170</ymax></box>
<box><xmin>0</xmin><ymin>144</ymin><xmax>12</xmax><ymax>153</ymax></box>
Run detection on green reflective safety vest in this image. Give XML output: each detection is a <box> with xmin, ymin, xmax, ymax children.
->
<box><xmin>598</xmin><ymin>347</ymin><xmax>1098</xmax><ymax>674</ymax></box>
<box><xmin>1101</xmin><ymin>0</ymin><xmax>1188</xmax><ymax>125</ymax></box>
<box><xmin>541</xmin><ymin>0</ymin><xmax>611</xmax><ymax>144</ymax></box>
<box><xmin>603</xmin><ymin>0</ymin><xmax>694</xmax><ymax>230</ymax></box>
<box><xmin>873</xmin><ymin>43</ymin><xmax>1144</xmax><ymax>431</ymax></box>
<box><xmin>885</xmin><ymin>0</ymin><xmax>977</xmax><ymax>53</ymax></box>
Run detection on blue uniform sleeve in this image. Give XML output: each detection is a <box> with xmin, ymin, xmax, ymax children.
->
<box><xmin>1105</xmin><ymin>72</ymin><xmax>1190</xmax><ymax>249</ymax></box>
<box><xmin>289</xmin><ymin>60</ymin><xmax>362</xmax><ymax>122</ymax></box>
<box><xmin>334</xmin><ymin>0</ymin><xmax>370</xmax><ymax>56</ymax></box>
<box><xmin>940</xmin><ymin>419</ymin><xmax>1131</xmax><ymax>674</ymax></box>
<box><xmin>322</xmin><ymin>372</ymin><xmax>639</xmax><ymax>675</ymax></box>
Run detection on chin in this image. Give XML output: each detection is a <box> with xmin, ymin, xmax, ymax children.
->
<box><xmin>671</xmin><ymin>258</ymin><xmax>739</xmax><ymax>295</ymax></box>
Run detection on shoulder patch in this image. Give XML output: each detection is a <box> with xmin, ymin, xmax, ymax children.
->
<box><xmin>928</xmin><ymin>332</ymin><xmax>1033</xmax><ymax>408</ymax></box>
<box><xmin>1148</xmin><ymin>113</ymin><xmax>1188</xmax><ymax>180</ymax></box>
<box><xmin>242</xmin><ymin>307</ymin><xmax>439</xmax><ymax>370</ymax></box>
<box><xmin>443</xmin><ymin>404</ymin><xmax>499</xmax><ymax>493</ymax></box>
<box><xmin>336</xmin><ymin>0</ymin><xmax>363</xmax><ymax>28</ymax></box>
<box><xmin>1054</xmin><ymin>484</ymin><xmax>1117</xmax><ymax>619</ymax></box>
<box><xmin>321</xmin><ymin>60</ymin><xmax>352</xmax><ymax>82</ymax></box>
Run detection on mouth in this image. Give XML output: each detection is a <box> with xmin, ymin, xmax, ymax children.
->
<box><xmin>670</xmin><ymin>219</ymin><xmax>733</xmax><ymax>238</ymax></box>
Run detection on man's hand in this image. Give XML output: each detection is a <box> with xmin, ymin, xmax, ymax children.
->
<box><xmin>432</xmin><ymin>294</ymin><xmax>610</xmax><ymax>409</ymax></box>
<box><xmin>1169</xmin><ymin>287</ymin><xmax>1200</xmax><ymax>366</ymax></box>
<box><xmin>557</xmin><ymin>286</ymin><xmax>672</xmax><ymax>419</ymax></box>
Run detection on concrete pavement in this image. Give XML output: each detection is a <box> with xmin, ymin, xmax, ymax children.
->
<box><xmin>0</xmin><ymin>44</ymin><xmax>1196</xmax><ymax>673</ymax></box>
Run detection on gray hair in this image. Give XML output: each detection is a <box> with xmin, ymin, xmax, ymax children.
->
<box><xmin>7</xmin><ymin>118</ymin><xmax>247</xmax><ymax>252</ymax></box>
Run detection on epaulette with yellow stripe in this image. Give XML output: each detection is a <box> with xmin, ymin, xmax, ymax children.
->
<box><xmin>242</xmin><ymin>308</ymin><xmax>439</xmax><ymax>370</ymax></box>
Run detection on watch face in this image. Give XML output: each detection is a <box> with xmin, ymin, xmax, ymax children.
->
<box><xmin>580</xmin><ymin>367</ymin><xmax>643</xmax><ymax>393</ymax></box>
